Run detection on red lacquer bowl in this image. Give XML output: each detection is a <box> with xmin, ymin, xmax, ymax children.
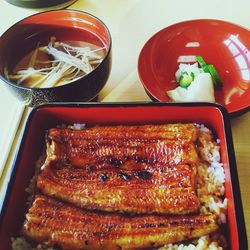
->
<box><xmin>138</xmin><ymin>19</ymin><xmax>250</xmax><ymax>116</ymax></box>
<box><xmin>0</xmin><ymin>103</ymin><xmax>247</xmax><ymax>250</ymax></box>
<box><xmin>0</xmin><ymin>10</ymin><xmax>112</xmax><ymax>106</ymax></box>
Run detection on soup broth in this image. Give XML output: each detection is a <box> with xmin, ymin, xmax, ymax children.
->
<box><xmin>6</xmin><ymin>27</ymin><xmax>106</xmax><ymax>88</ymax></box>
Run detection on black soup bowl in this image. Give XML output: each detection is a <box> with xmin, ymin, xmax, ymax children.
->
<box><xmin>4</xmin><ymin>0</ymin><xmax>76</xmax><ymax>8</ymax></box>
<box><xmin>0</xmin><ymin>10</ymin><xmax>112</xmax><ymax>106</ymax></box>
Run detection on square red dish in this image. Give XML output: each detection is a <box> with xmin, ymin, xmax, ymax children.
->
<box><xmin>0</xmin><ymin>103</ymin><xmax>247</xmax><ymax>250</ymax></box>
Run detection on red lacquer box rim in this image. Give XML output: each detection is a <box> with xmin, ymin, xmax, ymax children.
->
<box><xmin>0</xmin><ymin>102</ymin><xmax>248</xmax><ymax>250</ymax></box>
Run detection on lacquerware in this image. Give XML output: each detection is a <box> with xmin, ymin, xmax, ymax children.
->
<box><xmin>138</xmin><ymin>19</ymin><xmax>250</xmax><ymax>116</ymax></box>
<box><xmin>0</xmin><ymin>10</ymin><xmax>112</xmax><ymax>106</ymax></box>
<box><xmin>0</xmin><ymin>103</ymin><xmax>247</xmax><ymax>250</ymax></box>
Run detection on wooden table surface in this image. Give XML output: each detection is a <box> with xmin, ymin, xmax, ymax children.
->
<box><xmin>230</xmin><ymin>112</ymin><xmax>250</xmax><ymax>241</ymax></box>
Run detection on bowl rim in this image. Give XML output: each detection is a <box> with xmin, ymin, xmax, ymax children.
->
<box><xmin>5</xmin><ymin>0</ymin><xmax>76</xmax><ymax>8</ymax></box>
<box><xmin>0</xmin><ymin>102</ymin><xmax>248</xmax><ymax>249</ymax></box>
<box><xmin>137</xmin><ymin>18</ymin><xmax>250</xmax><ymax>117</ymax></box>
<box><xmin>0</xmin><ymin>9</ymin><xmax>112</xmax><ymax>91</ymax></box>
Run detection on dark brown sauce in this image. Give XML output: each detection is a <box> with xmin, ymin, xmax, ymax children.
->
<box><xmin>134</xmin><ymin>171</ymin><xmax>152</xmax><ymax>180</ymax></box>
<box><xmin>119</xmin><ymin>172</ymin><xmax>131</xmax><ymax>181</ymax></box>
<box><xmin>100</xmin><ymin>173</ymin><xmax>109</xmax><ymax>182</ymax></box>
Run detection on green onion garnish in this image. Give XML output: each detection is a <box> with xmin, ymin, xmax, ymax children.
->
<box><xmin>196</xmin><ymin>55</ymin><xmax>222</xmax><ymax>88</ymax></box>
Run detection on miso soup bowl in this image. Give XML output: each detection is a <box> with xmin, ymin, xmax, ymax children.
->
<box><xmin>0</xmin><ymin>10</ymin><xmax>112</xmax><ymax>106</ymax></box>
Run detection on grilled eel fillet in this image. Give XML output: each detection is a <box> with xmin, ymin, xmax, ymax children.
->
<box><xmin>37</xmin><ymin>162</ymin><xmax>199</xmax><ymax>214</ymax></box>
<box><xmin>22</xmin><ymin>195</ymin><xmax>218</xmax><ymax>250</ymax></box>
<box><xmin>38</xmin><ymin>124</ymin><xmax>200</xmax><ymax>214</ymax></box>
<box><xmin>46</xmin><ymin>124</ymin><xmax>199</xmax><ymax>167</ymax></box>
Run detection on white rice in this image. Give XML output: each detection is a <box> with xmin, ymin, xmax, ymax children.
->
<box><xmin>56</xmin><ymin>123</ymin><xmax>86</xmax><ymax>130</ymax></box>
<box><xmin>159</xmin><ymin>235</ymin><xmax>223</xmax><ymax>250</ymax></box>
<box><xmin>12</xmin><ymin>124</ymin><xmax>227</xmax><ymax>250</ymax></box>
<box><xmin>11</xmin><ymin>237</ymin><xmax>31</xmax><ymax>250</ymax></box>
<box><xmin>11</xmin><ymin>237</ymin><xmax>57</xmax><ymax>250</ymax></box>
<box><xmin>68</xmin><ymin>123</ymin><xmax>86</xmax><ymax>130</ymax></box>
<box><xmin>160</xmin><ymin>125</ymin><xmax>227</xmax><ymax>250</ymax></box>
<box><xmin>24</xmin><ymin>155</ymin><xmax>46</xmax><ymax>207</ymax></box>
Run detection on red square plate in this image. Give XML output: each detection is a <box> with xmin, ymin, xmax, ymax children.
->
<box><xmin>0</xmin><ymin>103</ymin><xmax>247</xmax><ymax>249</ymax></box>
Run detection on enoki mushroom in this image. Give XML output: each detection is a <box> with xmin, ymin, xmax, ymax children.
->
<box><xmin>8</xmin><ymin>37</ymin><xmax>105</xmax><ymax>88</ymax></box>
